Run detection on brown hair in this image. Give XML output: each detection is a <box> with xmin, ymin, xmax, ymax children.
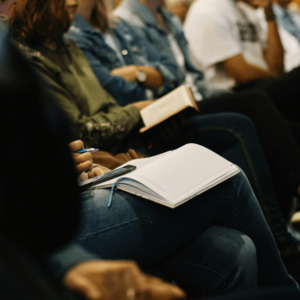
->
<box><xmin>9</xmin><ymin>0</ymin><xmax>70</xmax><ymax>46</ymax></box>
<box><xmin>91</xmin><ymin>0</ymin><xmax>116</xmax><ymax>33</ymax></box>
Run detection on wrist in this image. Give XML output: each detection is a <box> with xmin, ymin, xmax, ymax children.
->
<box><xmin>266</xmin><ymin>13</ymin><xmax>276</xmax><ymax>21</ymax></box>
<box><xmin>136</xmin><ymin>68</ymin><xmax>147</xmax><ymax>83</ymax></box>
<box><xmin>264</xmin><ymin>5</ymin><xmax>275</xmax><ymax>21</ymax></box>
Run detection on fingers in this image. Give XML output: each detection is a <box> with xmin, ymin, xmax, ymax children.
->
<box><xmin>74</xmin><ymin>152</ymin><xmax>92</xmax><ymax>164</ymax></box>
<box><xmin>88</xmin><ymin>166</ymin><xmax>108</xmax><ymax>178</ymax></box>
<box><xmin>128</xmin><ymin>149</ymin><xmax>139</xmax><ymax>160</ymax></box>
<box><xmin>93</xmin><ymin>261</ymin><xmax>143</xmax><ymax>300</ymax></box>
<box><xmin>65</xmin><ymin>274</ymin><xmax>103</xmax><ymax>300</ymax></box>
<box><xmin>74</xmin><ymin>152</ymin><xmax>93</xmax><ymax>173</ymax></box>
<box><xmin>69</xmin><ymin>140</ymin><xmax>84</xmax><ymax>152</ymax></box>
<box><xmin>76</xmin><ymin>161</ymin><xmax>93</xmax><ymax>173</ymax></box>
<box><xmin>142</xmin><ymin>276</ymin><xmax>186</xmax><ymax>300</ymax></box>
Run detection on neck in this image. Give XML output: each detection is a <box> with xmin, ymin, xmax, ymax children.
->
<box><xmin>77</xmin><ymin>0</ymin><xmax>97</xmax><ymax>25</ymax></box>
<box><xmin>140</xmin><ymin>0</ymin><xmax>162</xmax><ymax>15</ymax></box>
<box><xmin>275</xmin><ymin>2</ymin><xmax>289</xmax><ymax>9</ymax></box>
<box><xmin>235</xmin><ymin>0</ymin><xmax>256</xmax><ymax>8</ymax></box>
<box><xmin>45</xmin><ymin>40</ymin><xmax>57</xmax><ymax>51</ymax></box>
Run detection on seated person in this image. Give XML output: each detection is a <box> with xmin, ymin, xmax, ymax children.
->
<box><xmin>8</xmin><ymin>0</ymin><xmax>300</xmax><ymax>285</ymax></box>
<box><xmin>115</xmin><ymin>0</ymin><xmax>300</xmax><ymax>222</ymax></box>
<box><xmin>1</xmin><ymin>14</ymin><xmax>300</xmax><ymax>299</ymax></box>
<box><xmin>184</xmin><ymin>0</ymin><xmax>284</xmax><ymax>89</ymax></box>
<box><xmin>183</xmin><ymin>0</ymin><xmax>300</xmax><ymax>117</ymax></box>
<box><xmin>165</xmin><ymin>0</ymin><xmax>195</xmax><ymax>23</ymax></box>
<box><xmin>65</xmin><ymin>0</ymin><xmax>184</xmax><ymax>106</ymax></box>
<box><xmin>256</xmin><ymin>0</ymin><xmax>300</xmax><ymax>72</ymax></box>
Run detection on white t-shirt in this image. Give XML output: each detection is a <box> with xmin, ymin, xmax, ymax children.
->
<box><xmin>184</xmin><ymin>0</ymin><xmax>269</xmax><ymax>89</ymax></box>
<box><xmin>167</xmin><ymin>33</ymin><xmax>203</xmax><ymax>101</ymax></box>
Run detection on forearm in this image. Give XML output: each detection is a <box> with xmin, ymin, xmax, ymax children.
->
<box><xmin>264</xmin><ymin>12</ymin><xmax>284</xmax><ymax>74</ymax></box>
<box><xmin>235</xmin><ymin>63</ymin><xmax>274</xmax><ymax>83</ymax></box>
<box><xmin>221</xmin><ymin>54</ymin><xmax>275</xmax><ymax>84</ymax></box>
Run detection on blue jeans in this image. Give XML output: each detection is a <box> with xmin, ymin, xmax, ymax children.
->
<box><xmin>123</xmin><ymin>113</ymin><xmax>297</xmax><ymax>257</ymax></box>
<box><xmin>75</xmin><ymin>172</ymin><xmax>297</xmax><ymax>297</ymax></box>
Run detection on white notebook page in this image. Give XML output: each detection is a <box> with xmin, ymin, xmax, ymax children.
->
<box><xmin>127</xmin><ymin>144</ymin><xmax>234</xmax><ymax>201</ymax></box>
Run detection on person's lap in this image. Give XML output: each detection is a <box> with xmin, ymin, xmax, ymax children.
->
<box><xmin>75</xmin><ymin>172</ymin><xmax>296</xmax><ymax>290</ymax></box>
<box><xmin>76</xmin><ymin>174</ymin><xmax>243</xmax><ymax>265</ymax></box>
<box><xmin>197</xmin><ymin>91</ymin><xmax>300</xmax><ymax>219</ymax></box>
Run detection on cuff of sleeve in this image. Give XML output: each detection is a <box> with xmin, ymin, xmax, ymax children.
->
<box><xmin>150</xmin><ymin>62</ymin><xmax>177</xmax><ymax>95</ymax></box>
<box><xmin>123</xmin><ymin>104</ymin><xmax>142</xmax><ymax>123</ymax></box>
<box><xmin>46</xmin><ymin>244</ymin><xmax>101</xmax><ymax>280</ymax></box>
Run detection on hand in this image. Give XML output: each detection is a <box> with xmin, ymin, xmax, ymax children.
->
<box><xmin>252</xmin><ymin>0</ymin><xmax>274</xmax><ymax>17</ymax></box>
<box><xmin>88</xmin><ymin>166</ymin><xmax>111</xmax><ymax>179</ymax></box>
<box><xmin>69</xmin><ymin>140</ymin><xmax>93</xmax><ymax>174</ymax></box>
<box><xmin>111</xmin><ymin>66</ymin><xmax>139</xmax><ymax>83</ymax></box>
<box><xmin>63</xmin><ymin>260</ymin><xmax>186</xmax><ymax>300</ymax></box>
<box><xmin>133</xmin><ymin>100</ymin><xmax>155</xmax><ymax>110</ymax></box>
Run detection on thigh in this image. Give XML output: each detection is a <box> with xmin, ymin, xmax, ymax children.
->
<box><xmin>163</xmin><ymin>226</ymin><xmax>257</xmax><ymax>296</ymax></box>
<box><xmin>202</xmin><ymin>288</ymin><xmax>300</xmax><ymax>300</ymax></box>
<box><xmin>253</xmin><ymin>66</ymin><xmax>300</xmax><ymax>121</ymax></box>
<box><xmin>75</xmin><ymin>174</ymin><xmax>242</xmax><ymax>267</ymax></box>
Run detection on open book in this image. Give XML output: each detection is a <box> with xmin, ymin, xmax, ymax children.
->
<box><xmin>92</xmin><ymin>144</ymin><xmax>240</xmax><ymax>208</ymax></box>
<box><xmin>140</xmin><ymin>85</ymin><xmax>199</xmax><ymax>133</ymax></box>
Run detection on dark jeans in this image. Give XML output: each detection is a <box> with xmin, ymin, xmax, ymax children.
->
<box><xmin>207</xmin><ymin>288</ymin><xmax>300</xmax><ymax>300</ymax></box>
<box><xmin>123</xmin><ymin>113</ymin><xmax>298</xmax><ymax>259</ymax></box>
<box><xmin>251</xmin><ymin>66</ymin><xmax>300</xmax><ymax>123</ymax></box>
<box><xmin>76</xmin><ymin>172</ymin><xmax>297</xmax><ymax>297</ymax></box>
<box><xmin>198</xmin><ymin>91</ymin><xmax>300</xmax><ymax>220</ymax></box>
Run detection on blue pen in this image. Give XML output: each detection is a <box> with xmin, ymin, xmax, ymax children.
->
<box><xmin>76</xmin><ymin>148</ymin><xmax>99</xmax><ymax>154</ymax></box>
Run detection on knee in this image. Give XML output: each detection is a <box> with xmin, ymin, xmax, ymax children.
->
<box><xmin>210</xmin><ymin>227</ymin><xmax>258</xmax><ymax>292</ymax></box>
<box><xmin>216</xmin><ymin>113</ymin><xmax>257</xmax><ymax>139</ymax></box>
<box><xmin>240</xmin><ymin>90</ymin><xmax>272</xmax><ymax>106</ymax></box>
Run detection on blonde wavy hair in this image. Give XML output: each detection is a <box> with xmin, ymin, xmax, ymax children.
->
<box><xmin>92</xmin><ymin>0</ymin><xmax>117</xmax><ymax>32</ymax></box>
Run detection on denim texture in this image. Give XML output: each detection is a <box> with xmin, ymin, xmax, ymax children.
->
<box><xmin>74</xmin><ymin>113</ymin><xmax>299</xmax><ymax>295</ymax></box>
<box><xmin>124</xmin><ymin>113</ymin><xmax>298</xmax><ymax>253</ymax></box>
<box><xmin>115</xmin><ymin>0</ymin><xmax>223</xmax><ymax>98</ymax></box>
<box><xmin>65</xmin><ymin>15</ymin><xmax>182</xmax><ymax>105</ymax></box>
<box><xmin>76</xmin><ymin>171</ymin><xmax>297</xmax><ymax>296</ymax></box>
<box><xmin>273</xmin><ymin>3</ymin><xmax>300</xmax><ymax>43</ymax></box>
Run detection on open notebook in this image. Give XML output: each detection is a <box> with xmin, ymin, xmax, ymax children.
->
<box><xmin>92</xmin><ymin>144</ymin><xmax>240</xmax><ymax>208</ymax></box>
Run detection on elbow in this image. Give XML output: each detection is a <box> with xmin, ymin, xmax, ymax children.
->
<box><xmin>149</xmin><ymin>74</ymin><xmax>164</xmax><ymax>90</ymax></box>
<box><xmin>230</xmin><ymin>72</ymin><xmax>254</xmax><ymax>84</ymax></box>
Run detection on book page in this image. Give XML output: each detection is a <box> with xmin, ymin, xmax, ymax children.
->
<box><xmin>92</xmin><ymin>151</ymin><xmax>171</xmax><ymax>188</ymax></box>
<box><xmin>94</xmin><ymin>144</ymin><xmax>238</xmax><ymax>207</ymax></box>
<box><xmin>141</xmin><ymin>86</ymin><xmax>193</xmax><ymax>127</ymax></box>
<box><xmin>127</xmin><ymin>144</ymin><xmax>235</xmax><ymax>202</ymax></box>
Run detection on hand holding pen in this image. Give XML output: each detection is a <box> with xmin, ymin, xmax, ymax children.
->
<box><xmin>69</xmin><ymin>141</ymin><xmax>97</xmax><ymax>174</ymax></box>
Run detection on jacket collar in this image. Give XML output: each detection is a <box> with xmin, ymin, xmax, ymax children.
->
<box><xmin>122</xmin><ymin>0</ymin><xmax>178</xmax><ymax>34</ymax></box>
<box><xmin>122</xmin><ymin>0</ymin><xmax>163</xmax><ymax>29</ymax></box>
<box><xmin>71</xmin><ymin>14</ymin><xmax>102</xmax><ymax>34</ymax></box>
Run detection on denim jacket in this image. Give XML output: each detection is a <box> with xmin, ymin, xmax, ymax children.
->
<box><xmin>65</xmin><ymin>15</ymin><xmax>182</xmax><ymax>106</ymax></box>
<box><xmin>115</xmin><ymin>0</ymin><xmax>225</xmax><ymax>98</ymax></box>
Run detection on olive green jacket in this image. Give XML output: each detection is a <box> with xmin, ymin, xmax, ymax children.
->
<box><xmin>16</xmin><ymin>39</ymin><xmax>141</xmax><ymax>150</ymax></box>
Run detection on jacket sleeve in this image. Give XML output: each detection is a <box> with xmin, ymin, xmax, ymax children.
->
<box><xmin>46</xmin><ymin>243</ymin><xmax>101</xmax><ymax>280</ymax></box>
<box><xmin>31</xmin><ymin>61</ymin><xmax>141</xmax><ymax>149</ymax></box>
<box><xmin>80</xmin><ymin>48</ymin><xmax>148</xmax><ymax>105</ymax></box>
<box><xmin>126</xmin><ymin>21</ymin><xmax>184</xmax><ymax>96</ymax></box>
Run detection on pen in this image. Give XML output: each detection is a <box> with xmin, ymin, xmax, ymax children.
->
<box><xmin>76</xmin><ymin>148</ymin><xmax>99</xmax><ymax>154</ymax></box>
